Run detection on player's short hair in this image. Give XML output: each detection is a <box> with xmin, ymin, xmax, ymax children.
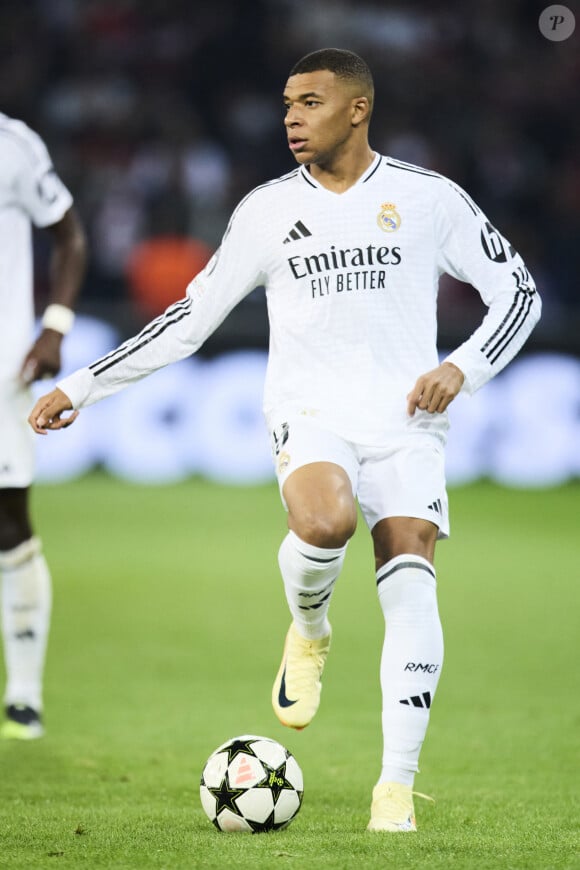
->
<box><xmin>289</xmin><ymin>48</ymin><xmax>374</xmax><ymax>116</ymax></box>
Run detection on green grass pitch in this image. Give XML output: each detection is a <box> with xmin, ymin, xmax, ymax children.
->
<box><xmin>1</xmin><ymin>475</ymin><xmax>578</xmax><ymax>869</ymax></box>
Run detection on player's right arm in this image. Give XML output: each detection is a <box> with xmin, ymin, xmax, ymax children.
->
<box><xmin>29</xmin><ymin>388</ymin><xmax>78</xmax><ymax>434</ymax></box>
<box><xmin>28</xmin><ymin>194</ymin><xmax>266</xmax><ymax>432</ymax></box>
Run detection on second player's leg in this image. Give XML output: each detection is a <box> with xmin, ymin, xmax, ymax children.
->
<box><xmin>0</xmin><ymin>488</ymin><xmax>51</xmax><ymax>739</ymax></box>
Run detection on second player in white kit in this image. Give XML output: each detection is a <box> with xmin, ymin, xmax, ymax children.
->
<box><xmin>0</xmin><ymin>112</ymin><xmax>86</xmax><ymax>739</ymax></box>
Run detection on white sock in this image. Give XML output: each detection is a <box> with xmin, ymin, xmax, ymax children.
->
<box><xmin>376</xmin><ymin>554</ymin><xmax>444</xmax><ymax>787</ymax></box>
<box><xmin>0</xmin><ymin>537</ymin><xmax>52</xmax><ymax>712</ymax></box>
<box><xmin>278</xmin><ymin>530</ymin><xmax>346</xmax><ymax>640</ymax></box>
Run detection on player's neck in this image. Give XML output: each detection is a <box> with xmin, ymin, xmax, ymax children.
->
<box><xmin>308</xmin><ymin>145</ymin><xmax>375</xmax><ymax>193</ymax></box>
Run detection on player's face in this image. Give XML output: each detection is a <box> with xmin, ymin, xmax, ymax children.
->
<box><xmin>283</xmin><ymin>70</ymin><xmax>363</xmax><ymax>166</ymax></box>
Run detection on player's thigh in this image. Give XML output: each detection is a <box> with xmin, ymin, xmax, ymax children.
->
<box><xmin>358</xmin><ymin>436</ymin><xmax>449</xmax><ymax>554</ymax></box>
<box><xmin>0</xmin><ymin>382</ymin><xmax>34</xmax><ymax>548</ymax></box>
<box><xmin>0</xmin><ymin>380</ymin><xmax>35</xmax><ymax>490</ymax></box>
<box><xmin>0</xmin><ymin>487</ymin><xmax>32</xmax><ymax>549</ymax></box>
<box><xmin>270</xmin><ymin>418</ymin><xmax>358</xmax><ymax>547</ymax></box>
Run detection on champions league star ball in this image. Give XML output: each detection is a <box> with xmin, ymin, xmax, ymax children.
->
<box><xmin>200</xmin><ymin>735</ymin><xmax>303</xmax><ymax>832</ymax></box>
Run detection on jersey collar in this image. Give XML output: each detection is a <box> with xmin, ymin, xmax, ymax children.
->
<box><xmin>298</xmin><ymin>152</ymin><xmax>383</xmax><ymax>192</ymax></box>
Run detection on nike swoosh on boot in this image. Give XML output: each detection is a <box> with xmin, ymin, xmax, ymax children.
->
<box><xmin>278</xmin><ymin>666</ymin><xmax>297</xmax><ymax>708</ymax></box>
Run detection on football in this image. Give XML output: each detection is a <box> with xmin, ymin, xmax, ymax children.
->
<box><xmin>199</xmin><ymin>734</ymin><xmax>304</xmax><ymax>832</ymax></box>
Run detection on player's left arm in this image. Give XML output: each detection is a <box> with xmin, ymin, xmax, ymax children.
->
<box><xmin>20</xmin><ymin>207</ymin><xmax>88</xmax><ymax>384</ymax></box>
<box><xmin>409</xmin><ymin>179</ymin><xmax>542</xmax><ymax>415</ymax></box>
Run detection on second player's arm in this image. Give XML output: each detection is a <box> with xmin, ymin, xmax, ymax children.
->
<box><xmin>21</xmin><ymin>207</ymin><xmax>87</xmax><ymax>385</ymax></box>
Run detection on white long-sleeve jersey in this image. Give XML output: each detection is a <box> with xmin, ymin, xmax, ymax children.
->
<box><xmin>59</xmin><ymin>154</ymin><xmax>541</xmax><ymax>445</ymax></box>
<box><xmin>0</xmin><ymin>113</ymin><xmax>73</xmax><ymax>378</ymax></box>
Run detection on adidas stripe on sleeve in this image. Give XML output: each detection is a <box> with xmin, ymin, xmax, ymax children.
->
<box><xmin>57</xmin><ymin>193</ymin><xmax>268</xmax><ymax>408</ymax></box>
<box><xmin>434</xmin><ymin>177</ymin><xmax>541</xmax><ymax>393</ymax></box>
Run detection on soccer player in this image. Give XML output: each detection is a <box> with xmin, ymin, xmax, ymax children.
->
<box><xmin>0</xmin><ymin>113</ymin><xmax>87</xmax><ymax>739</ymax></box>
<box><xmin>28</xmin><ymin>50</ymin><xmax>540</xmax><ymax>826</ymax></box>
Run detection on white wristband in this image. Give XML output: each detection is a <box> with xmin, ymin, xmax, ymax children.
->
<box><xmin>42</xmin><ymin>304</ymin><xmax>75</xmax><ymax>335</ymax></box>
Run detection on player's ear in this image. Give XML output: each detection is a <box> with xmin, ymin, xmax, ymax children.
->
<box><xmin>351</xmin><ymin>96</ymin><xmax>371</xmax><ymax>127</ymax></box>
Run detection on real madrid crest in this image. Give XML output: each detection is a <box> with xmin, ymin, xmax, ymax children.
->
<box><xmin>377</xmin><ymin>202</ymin><xmax>401</xmax><ymax>233</ymax></box>
<box><xmin>277</xmin><ymin>451</ymin><xmax>291</xmax><ymax>474</ymax></box>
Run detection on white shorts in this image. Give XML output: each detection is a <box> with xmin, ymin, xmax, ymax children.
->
<box><xmin>0</xmin><ymin>379</ymin><xmax>35</xmax><ymax>489</ymax></box>
<box><xmin>270</xmin><ymin>417</ymin><xmax>449</xmax><ymax>538</ymax></box>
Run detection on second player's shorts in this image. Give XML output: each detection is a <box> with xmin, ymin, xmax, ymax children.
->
<box><xmin>270</xmin><ymin>416</ymin><xmax>449</xmax><ymax>538</ymax></box>
<box><xmin>0</xmin><ymin>379</ymin><xmax>35</xmax><ymax>489</ymax></box>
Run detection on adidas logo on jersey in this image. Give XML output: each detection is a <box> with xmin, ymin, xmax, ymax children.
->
<box><xmin>427</xmin><ymin>499</ymin><xmax>442</xmax><ymax>514</ymax></box>
<box><xmin>283</xmin><ymin>220</ymin><xmax>312</xmax><ymax>244</ymax></box>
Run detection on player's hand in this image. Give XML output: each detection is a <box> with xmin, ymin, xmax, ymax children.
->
<box><xmin>28</xmin><ymin>388</ymin><xmax>78</xmax><ymax>434</ymax></box>
<box><xmin>407</xmin><ymin>362</ymin><xmax>465</xmax><ymax>416</ymax></box>
<box><xmin>20</xmin><ymin>329</ymin><xmax>64</xmax><ymax>385</ymax></box>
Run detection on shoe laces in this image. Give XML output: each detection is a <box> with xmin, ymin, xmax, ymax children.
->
<box><xmin>374</xmin><ymin>783</ymin><xmax>434</xmax><ymax>817</ymax></box>
<box><xmin>413</xmin><ymin>790</ymin><xmax>435</xmax><ymax>804</ymax></box>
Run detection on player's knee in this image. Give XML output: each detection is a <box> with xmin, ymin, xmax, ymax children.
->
<box><xmin>0</xmin><ymin>490</ymin><xmax>32</xmax><ymax>551</ymax></box>
<box><xmin>291</xmin><ymin>506</ymin><xmax>356</xmax><ymax>549</ymax></box>
<box><xmin>0</xmin><ymin>524</ymin><xmax>32</xmax><ymax>552</ymax></box>
<box><xmin>0</xmin><ymin>511</ymin><xmax>32</xmax><ymax>551</ymax></box>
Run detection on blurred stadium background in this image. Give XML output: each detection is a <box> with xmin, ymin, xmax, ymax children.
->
<box><xmin>2</xmin><ymin>0</ymin><xmax>579</xmax><ymax>486</ymax></box>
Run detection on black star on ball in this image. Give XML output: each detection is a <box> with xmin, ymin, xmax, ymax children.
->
<box><xmin>207</xmin><ymin>777</ymin><xmax>246</xmax><ymax>819</ymax></box>
<box><xmin>222</xmin><ymin>738</ymin><xmax>259</xmax><ymax>764</ymax></box>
